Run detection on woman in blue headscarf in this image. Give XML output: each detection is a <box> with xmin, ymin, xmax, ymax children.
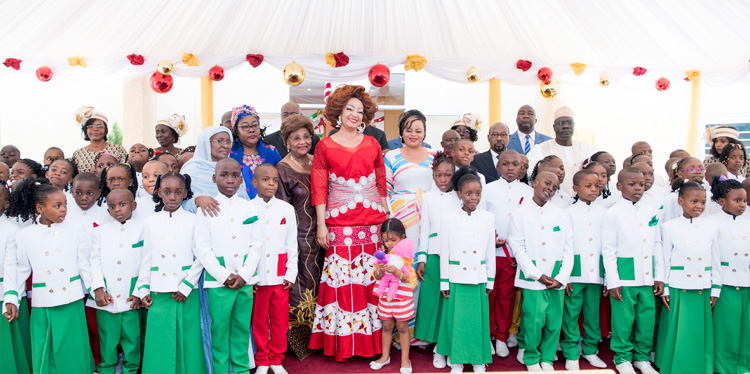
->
<box><xmin>229</xmin><ymin>105</ymin><xmax>281</xmax><ymax>199</ymax></box>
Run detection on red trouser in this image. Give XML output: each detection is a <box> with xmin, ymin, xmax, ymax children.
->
<box><xmin>489</xmin><ymin>256</ymin><xmax>517</xmax><ymax>342</ymax></box>
<box><xmin>84</xmin><ymin>300</ymin><xmax>101</xmax><ymax>366</ymax></box>
<box><xmin>252</xmin><ymin>285</ymin><xmax>289</xmax><ymax>366</ymax></box>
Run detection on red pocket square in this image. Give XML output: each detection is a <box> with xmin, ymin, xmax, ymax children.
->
<box><xmin>280</xmin><ymin>217</ymin><xmax>286</xmax><ymax>225</ymax></box>
<box><xmin>93</xmin><ymin>222</ymin><xmax>99</xmax><ymax>228</ymax></box>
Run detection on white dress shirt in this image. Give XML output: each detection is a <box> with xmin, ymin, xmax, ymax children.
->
<box><xmin>484</xmin><ymin>178</ymin><xmax>533</xmax><ymax>257</ymax></box>
<box><xmin>251</xmin><ymin>197</ymin><xmax>298</xmax><ymax>286</ymax></box>
<box><xmin>565</xmin><ymin>201</ymin><xmax>606</xmax><ymax>284</ymax></box>
<box><xmin>439</xmin><ymin>208</ymin><xmax>496</xmax><ymax>291</ymax></box>
<box><xmin>417</xmin><ymin>190</ymin><xmax>461</xmax><ymax>263</ymax></box>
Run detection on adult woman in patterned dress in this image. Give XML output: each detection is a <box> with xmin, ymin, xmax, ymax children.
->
<box><xmin>229</xmin><ymin>105</ymin><xmax>281</xmax><ymax>199</ymax></box>
<box><xmin>275</xmin><ymin>114</ymin><xmax>324</xmax><ymax>360</ymax></box>
<box><xmin>308</xmin><ymin>85</ymin><xmax>389</xmax><ymax>362</ymax></box>
<box><xmin>71</xmin><ymin>106</ymin><xmax>127</xmax><ymax>173</ymax></box>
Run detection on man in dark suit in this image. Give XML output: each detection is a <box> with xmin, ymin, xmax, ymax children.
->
<box><xmin>471</xmin><ymin>122</ymin><xmax>510</xmax><ymax>183</ymax></box>
<box><xmin>507</xmin><ymin>105</ymin><xmax>552</xmax><ymax>155</ymax></box>
<box><xmin>263</xmin><ymin>101</ymin><xmax>319</xmax><ymax>157</ymax></box>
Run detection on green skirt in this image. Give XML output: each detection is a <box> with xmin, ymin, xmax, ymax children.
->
<box><xmin>655</xmin><ymin>288</ymin><xmax>713</xmax><ymax>374</ymax></box>
<box><xmin>0</xmin><ymin>297</ymin><xmax>31</xmax><ymax>374</ymax></box>
<box><xmin>713</xmin><ymin>286</ymin><xmax>750</xmax><ymax>374</ymax></box>
<box><xmin>143</xmin><ymin>292</ymin><xmax>207</xmax><ymax>374</ymax></box>
<box><xmin>414</xmin><ymin>255</ymin><xmax>443</xmax><ymax>343</ymax></box>
<box><xmin>436</xmin><ymin>283</ymin><xmax>491</xmax><ymax>365</ymax></box>
<box><xmin>30</xmin><ymin>300</ymin><xmax>95</xmax><ymax>374</ymax></box>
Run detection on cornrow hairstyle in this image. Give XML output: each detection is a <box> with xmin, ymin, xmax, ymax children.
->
<box><xmin>97</xmin><ymin>163</ymin><xmax>139</xmax><ymax>206</ymax></box>
<box><xmin>152</xmin><ymin>172</ymin><xmax>194</xmax><ymax>212</ymax></box>
<box><xmin>431</xmin><ymin>150</ymin><xmax>455</xmax><ymax>170</ymax></box>
<box><xmin>629</xmin><ymin>152</ymin><xmax>648</xmax><ymax>166</ymax></box>
<box><xmin>93</xmin><ymin>152</ymin><xmax>117</xmax><ymax>165</ymax></box>
<box><xmin>180</xmin><ymin>146</ymin><xmax>196</xmax><ymax>155</ymax></box>
<box><xmin>529</xmin><ymin>160</ymin><xmax>543</xmax><ymax>182</ymax></box>
<box><xmin>450</xmin><ymin>124</ymin><xmax>478</xmax><ymax>142</ymax></box>
<box><xmin>150</xmin><ymin>151</ymin><xmax>179</xmax><ymax>164</ymax></box>
<box><xmin>710</xmin><ymin>177</ymin><xmax>743</xmax><ymax>202</ymax></box>
<box><xmin>671</xmin><ymin>157</ymin><xmax>699</xmax><ymax>192</ymax></box>
<box><xmin>15</xmin><ymin>158</ymin><xmax>43</xmax><ymax>179</ymax></box>
<box><xmin>673</xmin><ymin>179</ymin><xmax>704</xmax><ymax>198</ymax></box>
<box><xmin>530</xmin><ymin>159</ymin><xmax>559</xmax><ymax>182</ymax></box>
<box><xmin>49</xmin><ymin>158</ymin><xmax>79</xmax><ymax>191</ymax></box>
<box><xmin>583</xmin><ymin>161</ymin><xmax>612</xmax><ymax>199</ymax></box>
<box><xmin>588</xmin><ymin>151</ymin><xmax>609</xmax><ymax>165</ymax></box>
<box><xmin>718</xmin><ymin>142</ymin><xmax>748</xmax><ymax>170</ymax></box>
<box><xmin>452</xmin><ymin>165</ymin><xmax>481</xmax><ymax>192</ymax></box>
<box><xmin>571</xmin><ymin>169</ymin><xmax>598</xmax><ymax>203</ymax></box>
<box><xmin>7</xmin><ymin>177</ymin><xmax>58</xmax><ymax>223</ymax></box>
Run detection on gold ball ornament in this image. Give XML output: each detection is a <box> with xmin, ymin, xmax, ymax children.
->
<box><xmin>158</xmin><ymin>60</ymin><xmax>174</xmax><ymax>75</ymax></box>
<box><xmin>283</xmin><ymin>61</ymin><xmax>305</xmax><ymax>86</ymax></box>
<box><xmin>466</xmin><ymin>66</ymin><xmax>481</xmax><ymax>83</ymax></box>
<box><xmin>599</xmin><ymin>71</ymin><xmax>612</xmax><ymax>87</ymax></box>
<box><xmin>539</xmin><ymin>79</ymin><xmax>560</xmax><ymax>99</ymax></box>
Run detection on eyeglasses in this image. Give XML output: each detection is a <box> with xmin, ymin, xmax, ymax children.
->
<box><xmin>681</xmin><ymin>167</ymin><xmax>706</xmax><ymax>173</ymax></box>
<box><xmin>455</xmin><ymin>129</ymin><xmax>470</xmax><ymax>134</ymax></box>
<box><xmin>553</xmin><ymin>120</ymin><xmax>574</xmax><ymax>127</ymax></box>
<box><xmin>210</xmin><ymin>139</ymin><xmax>232</xmax><ymax>146</ymax></box>
<box><xmin>289</xmin><ymin>134</ymin><xmax>312</xmax><ymax>142</ymax></box>
<box><xmin>238</xmin><ymin>124</ymin><xmax>260</xmax><ymax>132</ymax></box>
<box><xmin>489</xmin><ymin>133</ymin><xmax>508</xmax><ymax>138</ymax></box>
<box><xmin>86</xmin><ymin>124</ymin><xmax>105</xmax><ymax>129</ymax></box>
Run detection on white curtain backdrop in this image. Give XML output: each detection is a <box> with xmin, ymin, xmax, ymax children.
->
<box><xmin>0</xmin><ymin>0</ymin><xmax>749</xmax><ymax>86</ymax></box>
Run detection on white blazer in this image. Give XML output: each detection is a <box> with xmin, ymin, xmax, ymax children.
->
<box><xmin>252</xmin><ymin>197</ymin><xmax>298</xmax><ymax>286</ymax></box>
<box><xmin>417</xmin><ymin>190</ymin><xmax>460</xmax><ymax>263</ymax></box>
<box><xmin>9</xmin><ymin>220</ymin><xmax>92</xmax><ymax>308</ymax></box>
<box><xmin>195</xmin><ymin>193</ymin><xmax>263</xmax><ymax>288</ymax></box>
<box><xmin>0</xmin><ymin>219</ymin><xmax>21</xmax><ymax>309</ymax></box>
<box><xmin>509</xmin><ymin>200</ymin><xmax>574</xmax><ymax>290</ymax></box>
<box><xmin>484</xmin><ymin>178</ymin><xmax>533</xmax><ymax>257</ymax></box>
<box><xmin>656</xmin><ymin>216</ymin><xmax>721</xmax><ymax>297</ymax></box>
<box><xmin>87</xmin><ymin>219</ymin><xmax>148</xmax><ymax>313</ymax></box>
<box><xmin>602</xmin><ymin>199</ymin><xmax>662</xmax><ymax>289</ymax></box>
<box><xmin>711</xmin><ymin>212</ymin><xmax>750</xmax><ymax>288</ymax></box>
<box><xmin>133</xmin><ymin>193</ymin><xmax>158</xmax><ymax>222</ymax></box>
<box><xmin>547</xmin><ymin>189</ymin><xmax>573</xmax><ymax>210</ymax></box>
<box><xmin>139</xmin><ymin>208</ymin><xmax>202</xmax><ymax>298</ymax></box>
<box><xmin>439</xmin><ymin>208</ymin><xmax>496</xmax><ymax>291</ymax></box>
<box><xmin>639</xmin><ymin>189</ymin><xmax>669</xmax><ymax>222</ymax></box>
<box><xmin>564</xmin><ymin>201</ymin><xmax>606</xmax><ymax>284</ymax></box>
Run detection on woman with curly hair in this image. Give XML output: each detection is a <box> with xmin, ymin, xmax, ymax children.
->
<box><xmin>308</xmin><ymin>84</ymin><xmax>389</xmax><ymax>361</ymax></box>
<box><xmin>71</xmin><ymin>106</ymin><xmax>127</xmax><ymax>174</ymax></box>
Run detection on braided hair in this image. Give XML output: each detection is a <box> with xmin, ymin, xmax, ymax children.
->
<box><xmin>152</xmin><ymin>172</ymin><xmax>194</xmax><ymax>212</ymax></box>
<box><xmin>583</xmin><ymin>161</ymin><xmax>612</xmax><ymax>199</ymax></box>
<box><xmin>15</xmin><ymin>158</ymin><xmax>43</xmax><ymax>179</ymax></box>
<box><xmin>97</xmin><ymin>163</ymin><xmax>139</xmax><ymax>206</ymax></box>
<box><xmin>451</xmin><ymin>165</ymin><xmax>481</xmax><ymax>192</ymax></box>
<box><xmin>718</xmin><ymin>142</ymin><xmax>748</xmax><ymax>171</ymax></box>
<box><xmin>710</xmin><ymin>176</ymin><xmax>744</xmax><ymax>202</ymax></box>
<box><xmin>7</xmin><ymin>177</ymin><xmax>58</xmax><ymax>223</ymax></box>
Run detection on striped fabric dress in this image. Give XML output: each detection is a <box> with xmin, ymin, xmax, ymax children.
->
<box><xmin>376</xmin><ymin>283</ymin><xmax>415</xmax><ymax>321</ymax></box>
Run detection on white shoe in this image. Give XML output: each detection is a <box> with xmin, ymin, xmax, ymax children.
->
<box><xmin>450</xmin><ymin>363</ymin><xmax>464</xmax><ymax>373</ymax></box>
<box><xmin>400</xmin><ymin>360</ymin><xmax>412</xmax><ymax>374</ymax></box>
<box><xmin>582</xmin><ymin>354</ymin><xmax>607</xmax><ymax>368</ymax></box>
<box><xmin>270</xmin><ymin>365</ymin><xmax>288</xmax><ymax>374</ymax></box>
<box><xmin>517</xmin><ymin>348</ymin><xmax>525</xmax><ymax>365</ymax></box>
<box><xmin>491</xmin><ymin>340</ymin><xmax>496</xmax><ymax>355</ymax></box>
<box><xmin>496</xmin><ymin>340</ymin><xmax>510</xmax><ymax>358</ymax></box>
<box><xmin>633</xmin><ymin>361</ymin><xmax>658</xmax><ymax>374</ymax></box>
<box><xmin>256</xmin><ymin>366</ymin><xmax>269</xmax><ymax>374</ymax></box>
<box><xmin>447</xmin><ymin>356</ymin><xmax>451</xmax><ymax>366</ymax></box>
<box><xmin>615</xmin><ymin>361</ymin><xmax>636</xmax><ymax>374</ymax></box>
<box><xmin>507</xmin><ymin>334</ymin><xmax>518</xmax><ymax>348</ymax></box>
<box><xmin>554</xmin><ymin>353</ymin><xmax>559</xmax><ymax>361</ymax></box>
<box><xmin>472</xmin><ymin>364</ymin><xmax>486</xmax><ymax>372</ymax></box>
<box><xmin>433</xmin><ymin>353</ymin><xmax>447</xmax><ymax>369</ymax></box>
<box><xmin>369</xmin><ymin>358</ymin><xmax>391</xmax><ymax>370</ymax></box>
<box><xmin>526</xmin><ymin>363</ymin><xmax>543</xmax><ymax>372</ymax></box>
<box><xmin>540</xmin><ymin>362</ymin><xmax>555</xmax><ymax>371</ymax></box>
<box><xmin>565</xmin><ymin>359</ymin><xmax>580</xmax><ymax>371</ymax></box>
<box><xmin>650</xmin><ymin>352</ymin><xmax>656</xmax><ymax>363</ymax></box>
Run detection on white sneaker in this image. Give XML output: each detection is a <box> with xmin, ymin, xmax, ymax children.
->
<box><xmin>526</xmin><ymin>363</ymin><xmax>543</xmax><ymax>372</ymax></box>
<box><xmin>614</xmin><ymin>361</ymin><xmax>636</xmax><ymax>374</ymax></box>
<box><xmin>496</xmin><ymin>340</ymin><xmax>510</xmax><ymax>358</ymax></box>
<box><xmin>450</xmin><ymin>363</ymin><xmax>464</xmax><ymax>373</ymax></box>
<box><xmin>270</xmin><ymin>365</ymin><xmax>288</xmax><ymax>374</ymax></box>
<box><xmin>507</xmin><ymin>334</ymin><xmax>518</xmax><ymax>348</ymax></box>
<box><xmin>565</xmin><ymin>359</ymin><xmax>580</xmax><ymax>371</ymax></box>
<box><xmin>582</xmin><ymin>354</ymin><xmax>607</xmax><ymax>368</ymax></box>
<box><xmin>433</xmin><ymin>353</ymin><xmax>447</xmax><ymax>369</ymax></box>
<box><xmin>516</xmin><ymin>348</ymin><xmax>525</xmax><ymax>365</ymax></box>
<box><xmin>633</xmin><ymin>361</ymin><xmax>658</xmax><ymax>374</ymax></box>
<box><xmin>256</xmin><ymin>366</ymin><xmax>269</xmax><ymax>374</ymax></box>
<box><xmin>540</xmin><ymin>362</ymin><xmax>555</xmax><ymax>371</ymax></box>
<box><xmin>472</xmin><ymin>364</ymin><xmax>486</xmax><ymax>372</ymax></box>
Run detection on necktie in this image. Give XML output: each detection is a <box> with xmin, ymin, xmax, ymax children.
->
<box><xmin>524</xmin><ymin>134</ymin><xmax>531</xmax><ymax>155</ymax></box>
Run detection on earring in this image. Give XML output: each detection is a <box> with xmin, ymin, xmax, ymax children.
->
<box><xmin>358</xmin><ymin>123</ymin><xmax>366</xmax><ymax>133</ymax></box>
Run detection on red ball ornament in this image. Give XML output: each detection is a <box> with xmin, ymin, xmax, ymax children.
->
<box><xmin>656</xmin><ymin>77</ymin><xmax>670</xmax><ymax>91</ymax></box>
<box><xmin>150</xmin><ymin>72</ymin><xmax>173</xmax><ymax>93</ymax></box>
<box><xmin>537</xmin><ymin>67</ymin><xmax>553</xmax><ymax>83</ymax></box>
<box><xmin>209</xmin><ymin>65</ymin><xmax>225</xmax><ymax>81</ymax></box>
<box><xmin>368</xmin><ymin>64</ymin><xmax>391</xmax><ymax>87</ymax></box>
<box><xmin>36</xmin><ymin>66</ymin><xmax>53</xmax><ymax>82</ymax></box>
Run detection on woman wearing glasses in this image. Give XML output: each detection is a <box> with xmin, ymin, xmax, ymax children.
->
<box><xmin>71</xmin><ymin>106</ymin><xmax>127</xmax><ymax>173</ymax></box>
<box><xmin>450</xmin><ymin>112</ymin><xmax>482</xmax><ymax>143</ymax></box>
<box><xmin>229</xmin><ymin>105</ymin><xmax>281</xmax><ymax>199</ymax></box>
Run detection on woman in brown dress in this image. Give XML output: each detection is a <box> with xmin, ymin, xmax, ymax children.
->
<box><xmin>275</xmin><ymin>114</ymin><xmax>324</xmax><ymax>360</ymax></box>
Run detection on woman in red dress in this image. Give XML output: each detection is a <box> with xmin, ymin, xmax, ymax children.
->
<box><xmin>308</xmin><ymin>85</ymin><xmax>389</xmax><ymax>361</ymax></box>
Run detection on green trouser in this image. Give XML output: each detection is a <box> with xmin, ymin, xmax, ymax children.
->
<box><xmin>610</xmin><ymin>286</ymin><xmax>654</xmax><ymax>364</ymax></box>
<box><xmin>96</xmin><ymin>309</ymin><xmax>141</xmax><ymax>374</ymax></box>
<box><xmin>207</xmin><ymin>286</ymin><xmax>253</xmax><ymax>374</ymax></box>
<box><xmin>713</xmin><ymin>286</ymin><xmax>750</xmax><ymax>374</ymax></box>
<box><xmin>561</xmin><ymin>283</ymin><xmax>601</xmax><ymax>359</ymax></box>
<box><xmin>521</xmin><ymin>288</ymin><xmax>564</xmax><ymax>365</ymax></box>
<box><xmin>0</xmin><ymin>297</ymin><xmax>31</xmax><ymax>374</ymax></box>
<box><xmin>30</xmin><ymin>301</ymin><xmax>95</xmax><ymax>374</ymax></box>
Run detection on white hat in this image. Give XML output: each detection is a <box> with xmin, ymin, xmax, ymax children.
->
<box><xmin>704</xmin><ymin>125</ymin><xmax>739</xmax><ymax>144</ymax></box>
<box><xmin>74</xmin><ymin>106</ymin><xmax>108</xmax><ymax>127</ymax></box>
<box><xmin>456</xmin><ymin>112</ymin><xmax>482</xmax><ymax>131</ymax></box>
<box><xmin>156</xmin><ymin>114</ymin><xmax>189</xmax><ymax>138</ymax></box>
<box><xmin>553</xmin><ymin>106</ymin><xmax>574</xmax><ymax>122</ymax></box>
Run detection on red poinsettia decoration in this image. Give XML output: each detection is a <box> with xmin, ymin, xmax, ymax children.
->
<box><xmin>127</xmin><ymin>54</ymin><xmax>144</xmax><ymax>65</ymax></box>
<box><xmin>633</xmin><ymin>67</ymin><xmax>647</xmax><ymax>76</ymax></box>
<box><xmin>516</xmin><ymin>59</ymin><xmax>532</xmax><ymax>72</ymax></box>
<box><xmin>246</xmin><ymin>54</ymin><xmax>264</xmax><ymax>68</ymax></box>
<box><xmin>333</xmin><ymin>52</ymin><xmax>349</xmax><ymax>67</ymax></box>
<box><xmin>3</xmin><ymin>58</ymin><xmax>21</xmax><ymax>70</ymax></box>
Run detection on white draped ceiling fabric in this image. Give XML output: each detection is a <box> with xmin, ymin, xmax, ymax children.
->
<box><xmin>1</xmin><ymin>0</ymin><xmax>750</xmax><ymax>88</ymax></box>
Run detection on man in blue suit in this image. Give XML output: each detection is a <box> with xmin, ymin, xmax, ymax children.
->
<box><xmin>507</xmin><ymin>105</ymin><xmax>552</xmax><ymax>155</ymax></box>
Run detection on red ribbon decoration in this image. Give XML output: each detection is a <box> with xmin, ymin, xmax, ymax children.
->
<box><xmin>246</xmin><ymin>54</ymin><xmax>264</xmax><ymax>68</ymax></box>
<box><xmin>333</xmin><ymin>52</ymin><xmax>349</xmax><ymax>67</ymax></box>
<box><xmin>633</xmin><ymin>67</ymin><xmax>647</xmax><ymax>76</ymax></box>
<box><xmin>3</xmin><ymin>58</ymin><xmax>21</xmax><ymax>70</ymax></box>
<box><xmin>516</xmin><ymin>60</ymin><xmax>532</xmax><ymax>72</ymax></box>
<box><xmin>127</xmin><ymin>54</ymin><xmax>144</xmax><ymax>65</ymax></box>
